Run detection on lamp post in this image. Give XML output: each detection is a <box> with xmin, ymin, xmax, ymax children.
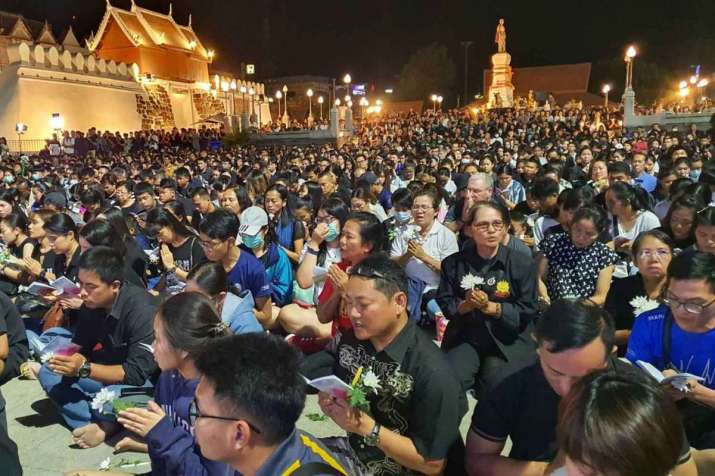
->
<box><xmin>359</xmin><ymin>97</ymin><xmax>369</xmax><ymax>118</ymax></box>
<box><xmin>275</xmin><ymin>90</ymin><xmax>282</xmax><ymax>119</ymax></box>
<box><xmin>624</xmin><ymin>45</ymin><xmax>637</xmax><ymax>90</ymax></box>
<box><xmin>601</xmin><ymin>84</ymin><xmax>611</xmax><ymax>108</ymax></box>
<box><xmin>248</xmin><ymin>87</ymin><xmax>256</xmax><ymax>125</ymax></box>
<box><xmin>282</xmin><ymin>85</ymin><xmax>288</xmax><ymax>124</ymax></box>
<box><xmin>696</xmin><ymin>78</ymin><xmax>709</xmax><ymax>101</ymax></box>
<box><xmin>318</xmin><ymin>96</ymin><xmax>324</xmax><ymax>120</ymax></box>
<box><xmin>343</xmin><ymin>74</ymin><xmax>351</xmax><ymax>98</ymax></box>
<box><xmin>307</xmin><ymin>88</ymin><xmax>314</xmax><ymax>122</ymax></box>
<box><xmin>430</xmin><ymin>94</ymin><xmax>437</xmax><ymax>112</ymax></box>
<box><xmin>15</xmin><ymin>123</ymin><xmax>27</xmax><ymax>153</ymax></box>
<box><xmin>437</xmin><ymin>95</ymin><xmax>443</xmax><ymax>111</ymax></box>
<box><xmin>240</xmin><ymin>85</ymin><xmax>247</xmax><ymax>114</ymax></box>
<box><xmin>230</xmin><ymin>80</ymin><xmax>237</xmax><ymax>116</ymax></box>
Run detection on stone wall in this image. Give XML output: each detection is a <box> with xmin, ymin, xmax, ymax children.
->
<box><xmin>136</xmin><ymin>83</ymin><xmax>175</xmax><ymax>130</ymax></box>
<box><xmin>192</xmin><ymin>91</ymin><xmax>225</xmax><ymax>121</ymax></box>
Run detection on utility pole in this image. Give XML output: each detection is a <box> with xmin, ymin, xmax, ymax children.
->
<box><xmin>461</xmin><ymin>41</ymin><xmax>473</xmax><ymax>106</ymax></box>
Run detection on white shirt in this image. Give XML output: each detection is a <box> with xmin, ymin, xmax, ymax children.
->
<box><xmin>390</xmin><ymin>221</ymin><xmax>459</xmax><ymax>292</ymax></box>
<box><xmin>533</xmin><ymin>215</ymin><xmax>559</xmax><ymax>251</ymax></box>
<box><xmin>299</xmin><ymin>244</ymin><xmax>341</xmax><ymax>300</ymax></box>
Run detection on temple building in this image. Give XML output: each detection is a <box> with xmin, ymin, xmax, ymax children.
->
<box><xmin>0</xmin><ymin>2</ymin><xmax>268</xmax><ymax>148</ymax></box>
<box><xmin>86</xmin><ymin>0</ymin><xmax>212</xmax><ymax>83</ymax></box>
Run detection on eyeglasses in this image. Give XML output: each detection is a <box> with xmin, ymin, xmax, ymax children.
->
<box><xmin>199</xmin><ymin>238</ymin><xmax>224</xmax><ymax>249</ymax></box>
<box><xmin>411</xmin><ymin>205</ymin><xmax>433</xmax><ymax>212</ymax></box>
<box><xmin>663</xmin><ymin>294</ymin><xmax>715</xmax><ymax>314</ymax></box>
<box><xmin>636</xmin><ymin>249</ymin><xmax>671</xmax><ymax>260</ymax></box>
<box><xmin>188</xmin><ymin>398</ymin><xmax>261</xmax><ymax>434</ymax></box>
<box><xmin>315</xmin><ymin>215</ymin><xmax>337</xmax><ymax>225</ymax></box>
<box><xmin>472</xmin><ymin>220</ymin><xmax>505</xmax><ymax>232</ymax></box>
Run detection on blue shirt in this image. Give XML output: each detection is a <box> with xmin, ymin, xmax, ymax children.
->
<box><xmin>633</xmin><ymin>172</ymin><xmax>657</xmax><ymax>193</ymax></box>
<box><xmin>226</xmin><ymin>250</ymin><xmax>271</xmax><ymax>301</ymax></box>
<box><xmin>626</xmin><ymin>305</ymin><xmax>715</xmax><ymax>389</ymax></box>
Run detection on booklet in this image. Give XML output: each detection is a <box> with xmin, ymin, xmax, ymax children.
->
<box><xmin>39</xmin><ymin>336</ymin><xmax>82</xmax><ymax>358</ymax></box>
<box><xmin>25</xmin><ymin>276</ymin><xmax>81</xmax><ymax>296</ymax></box>
<box><xmin>636</xmin><ymin>360</ymin><xmax>704</xmax><ymax>392</ymax></box>
<box><xmin>302</xmin><ymin>375</ymin><xmax>352</xmax><ymax>400</ymax></box>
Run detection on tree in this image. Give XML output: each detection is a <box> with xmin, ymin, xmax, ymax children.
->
<box><xmin>396</xmin><ymin>43</ymin><xmax>456</xmax><ymax>102</ymax></box>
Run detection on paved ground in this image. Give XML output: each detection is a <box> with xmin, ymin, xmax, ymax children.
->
<box><xmin>5</xmin><ymin>377</ymin><xmax>477</xmax><ymax>475</ymax></box>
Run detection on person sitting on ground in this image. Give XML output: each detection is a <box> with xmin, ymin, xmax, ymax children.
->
<box><xmin>38</xmin><ymin>246</ymin><xmax>158</xmax><ymax>448</ymax></box>
<box><xmin>305</xmin><ymin>254</ymin><xmax>466</xmax><ymax>476</ymax></box>
<box><xmin>464</xmin><ymin>298</ymin><xmax>697</xmax><ymax>476</ymax></box>
<box><xmin>0</xmin><ymin>291</ymin><xmax>29</xmax><ymax>426</ymax></box>
<box><xmin>185</xmin><ymin>261</ymin><xmax>263</xmax><ymax>335</ymax></box>
<box><xmin>193</xmin><ymin>332</ymin><xmax>349</xmax><ymax>476</ymax></box>
<box><xmin>554</xmin><ymin>369</ymin><xmax>686</xmax><ymax>476</ymax></box>
<box><xmin>198</xmin><ymin>208</ymin><xmax>273</xmax><ymax>328</ymax></box>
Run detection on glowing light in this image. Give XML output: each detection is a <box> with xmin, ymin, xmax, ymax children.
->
<box><xmin>317</xmin><ymin>96</ymin><xmax>324</xmax><ymax>104</ymax></box>
<box><xmin>697</xmin><ymin>78</ymin><xmax>709</xmax><ymax>88</ymax></box>
<box><xmin>343</xmin><ymin>74</ymin><xmax>351</xmax><ymax>84</ymax></box>
<box><xmin>430</xmin><ymin>94</ymin><xmax>437</xmax><ymax>101</ymax></box>
<box><xmin>207</xmin><ymin>49</ymin><xmax>215</xmax><ymax>60</ymax></box>
<box><xmin>679</xmin><ymin>80</ymin><xmax>688</xmax><ymax>89</ymax></box>
<box><xmin>625</xmin><ymin>45</ymin><xmax>637</xmax><ymax>58</ymax></box>
<box><xmin>601</xmin><ymin>84</ymin><xmax>611</xmax><ymax>94</ymax></box>
<box><xmin>690</xmin><ymin>75</ymin><xmax>698</xmax><ymax>85</ymax></box>
<box><xmin>188</xmin><ymin>40</ymin><xmax>197</xmax><ymax>49</ymax></box>
<box><xmin>678</xmin><ymin>87</ymin><xmax>690</xmax><ymax>98</ymax></box>
<box><xmin>307</xmin><ymin>88</ymin><xmax>314</xmax><ymax>97</ymax></box>
<box><xmin>335</xmin><ymin>99</ymin><xmax>341</xmax><ymax>106</ymax></box>
<box><xmin>50</xmin><ymin>113</ymin><xmax>64</xmax><ymax>130</ymax></box>
<box><xmin>275</xmin><ymin>90</ymin><xmax>282</xmax><ymax>99</ymax></box>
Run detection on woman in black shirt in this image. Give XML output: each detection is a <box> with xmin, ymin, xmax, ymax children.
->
<box><xmin>437</xmin><ymin>201</ymin><xmax>539</xmax><ymax>394</ymax></box>
<box><xmin>605</xmin><ymin>230</ymin><xmax>674</xmax><ymax>351</ymax></box>
<box><xmin>43</xmin><ymin>213</ymin><xmax>83</xmax><ymax>312</ymax></box>
<box><xmin>0</xmin><ymin>212</ymin><xmax>34</xmax><ymax>286</ymax></box>
<box><xmin>658</xmin><ymin>194</ymin><xmax>702</xmax><ymax>253</ymax></box>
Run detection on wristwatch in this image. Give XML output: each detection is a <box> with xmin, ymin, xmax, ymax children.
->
<box><xmin>363</xmin><ymin>422</ymin><xmax>381</xmax><ymax>446</ymax></box>
<box><xmin>78</xmin><ymin>359</ymin><xmax>91</xmax><ymax>378</ymax></box>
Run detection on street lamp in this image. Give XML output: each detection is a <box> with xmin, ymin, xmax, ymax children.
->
<box><xmin>15</xmin><ymin>123</ymin><xmax>27</xmax><ymax>153</ymax></box>
<box><xmin>275</xmin><ymin>90</ymin><xmax>282</xmax><ymax>119</ymax></box>
<box><xmin>248</xmin><ymin>87</ymin><xmax>256</xmax><ymax>123</ymax></box>
<box><xmin>697</xmin><ymin>78</ymin><xmax>709</xmax><ymax>88</ymax></box>
<box><xmin>437</xmin><ymin>95</ymin><xmax>443</xmax><ymax>110</ymax></box>
<box><xmin>307</xmin><ymin>88</ymin><xmax>314</xmax><ymax>120</ymax></box>
<box><xmin>318</xmin><ymin>95</ymin><xmax>324</xmax><ymax>120</ymax></box>
<box><xmin>334</xmin><ymin>98</ymin><xmax>341</xmax><ymax>107</ymax></box>
<box><xmin>282</xmin><ymin>85</ymin><xmax>288</xmax><ymax>122</ymax></box>
<box><xmin>430</xmin><ymin>94</ymin><xmax>438</xmax><ymax>112</ymax></box>
<box><xmin>624</xmin><ymin>45</ymin><xmax>637</xmax><ymax>90</ymax></box>
<box><xmin>601</xmin><ymin>84</ymin><xmax>611</xmax><ymax>108</ymax></box>
<box><xmin>359</xmin><ymin>97</ymin><xmax>369</xmax><ymax>118</ymax></box>
<box><xmin>229</xmin><ymin>80</ymin><xmax>237</xmax><ymax>115</ymax></box>
<box><xmin>240</xmin><ymin>85</ymin><xmax>247</xmax><ymax>114</ymax></box>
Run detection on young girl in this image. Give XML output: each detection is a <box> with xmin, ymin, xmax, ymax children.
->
<box><xmin>114</xmin><ymin>292</ymin><xmax>233</xmax><ymax>476</ymax></box>
<box><xmin>0</xmin><ymin>212</ymin><xmax>35</xmax><ymax>287</ymax></box>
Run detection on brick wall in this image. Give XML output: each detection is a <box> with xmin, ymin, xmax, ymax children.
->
<box><xmin>135</xmin><ymin>83</ymin><xmax>175</xmax><ymax>129</ymax></box>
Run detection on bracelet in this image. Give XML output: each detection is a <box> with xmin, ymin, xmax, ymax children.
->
<box><xmin>306</xmin><ymin>246</ymin><xmax>320</xmax><ymax>256</ymax></box>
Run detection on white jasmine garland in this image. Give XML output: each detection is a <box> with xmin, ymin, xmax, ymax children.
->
<box><xmin>629</xmin><ymin>296</ymin><xmax>660</xmax><ymax>317</ymax></box>
<box><xmin>460</xmin><ymin>273</ymin><xmax>485</xmax><ymax>291</ymax></box>
<box><xmin>99</xmin><ymin>457</ymin><xmax>111</xmax><ymax>471</ymax></box>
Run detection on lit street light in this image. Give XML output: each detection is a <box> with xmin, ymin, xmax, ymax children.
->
<box><xmin>437</xmin><ymin>95</ymin><xmax>443</xmax><ymax>110</ymax></box>
<box><xmin>282</xmin><ymin>84</ymin><xmax>289</xmax><ymax>122</ymax></box>
<box><xmin>318</xmin><ymin>96</ymin><xmax>324</xmax><ymax>120</ymax></box>
<box><xmin>359</xmin><ymin>97</ymin><xmax>369</xmax><ymax>118</ymax></box>
<box><xmin>307</xmin><ymin>88</ymin><xmax>314</xmax><ymax>121</ymax></box>
<box><xmin>697</xmin><ymin>78</ymin><xmax>709</xmax><ymax>88</ymax></box>
<box><xmin>601</xmin><ymin>84</ymin><xmax>611</xmax><ymax>108</ymax></box>
<box><xmin>624</xmin><ymin>45</ymin><xmax>637</xmax><ymax>90</ymax></box>
<box><xmin>430</xmin><ymin>94</ymin><xmax>438</xmax><ymax>112</ymax></box>
<box><xmin>275</xmin><ymin>90</ymin><xmax>282</xmax><ymax>119</ymax></box>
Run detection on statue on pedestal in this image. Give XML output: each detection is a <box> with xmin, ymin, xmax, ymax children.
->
<box><xmin>495</xmin><ymin>18</ymin><xmax>506</xmax><ymax>53</ymax></box>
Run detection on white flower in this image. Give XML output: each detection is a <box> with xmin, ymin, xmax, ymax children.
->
<box><xmin>99</xmin><ymin>457</ymin><xmax>111</xmax><ymax>471</ymax></box>
<box><xmin>629</xmin><ymin>296</ymin><xmax>660</xmax><ymax>316</ymax></box>
<box><xmin>460</xmin><ymin>274</ymin><xmax>484</xmax><ymax>291</ymax></box>
<box><xmin>404</xmin><ymin>227</ymin><xmax>420</xmax><ymax>242</ymax></box>
<box><xmin>40</xmin><ymin>352</ymin><xmax>54</xmax><ymax>363</ymax></box>
<box><xmin>362</xmin><ymin>370</ymin><xmax>381</xmax><ymax>394</ymax></box>
<box><xmin>90</xmin><ymin>388</ymin><xmax>118</xmax><ymax>413</ymax></box>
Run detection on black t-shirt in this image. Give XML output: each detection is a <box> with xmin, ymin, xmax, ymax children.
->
<box><xmin>470</xmin><ymin>356</ymin><xmax>691</xmax><ymax>464</ymax></box>
<box><xmin>169</xmin><ymin>235</ymin><xmax>206</xmax><ymax>273</ymax></box>
<box><xmin>0</xmin><ymin>292</ymin><xmax>29</xmax><ymax>354</ymax></box>
<box><xmin>605</xmin><ymin>274</ymin><xmax>646</xmax><ymax>331</ymax></box>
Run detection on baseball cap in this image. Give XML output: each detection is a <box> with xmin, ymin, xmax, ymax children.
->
<box><xmin>239</xmin><ymin>206</ymin><xmax>269</xmax><ymax>236</ymax></box>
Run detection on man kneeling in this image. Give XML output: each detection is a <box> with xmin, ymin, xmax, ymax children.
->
<box><xmin>39</xmin><ymin>246</ymin><xmax>158</xmax><ymax>448</ymax></box>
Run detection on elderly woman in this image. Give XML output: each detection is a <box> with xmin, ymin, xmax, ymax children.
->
<box><xmin>539</xmin><ymin>206</ymin><xmax>619</xmax><ymax>306</ymax></box>
<box><xmin>437</xmin><ymin>201</ymin><xmax>538</xmax><ymax>394</ymax></box>
<box><xmin>605</xmin><ymin>230</ymin><xmax>674</xmax><ymax>350</ymax></box>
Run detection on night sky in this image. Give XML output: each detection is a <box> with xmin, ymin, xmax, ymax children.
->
<box><xmin>2</xmin><ymin>0</ymin><xmax>714</xmax><ymax>93</ymax></box>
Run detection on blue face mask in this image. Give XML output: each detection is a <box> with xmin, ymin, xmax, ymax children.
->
<box><xmin>325</xmin><ymin>223</ymin><xmax>339</xmax><ymax>242</ymax></box>
<box><xmin>242</xmin><ymin>234</ymin><xmax>264</xmax><ymax>249</ymax></box>
<box><xmin>394</xmin><ymin>210</ymin><xmax>411</xmax><ymax>223</ymax></box>
<box><xmin>3</xmin><ymin>176</ymin><xmax>13</xmax><ymax>184</ymax></box>
<box><xmin>32</xmin><ymin>173</ymin><xmax>41</xmax><ymax>181</ymax></box>
<box><xmin>690</xmin><ymin>170</ymin><xmax>702</xmax><ymax>181</ymax></box>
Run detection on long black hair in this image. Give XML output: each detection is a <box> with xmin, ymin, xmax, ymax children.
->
<box><xmin>145</xmin><ymin>206</ymin><xmax>195</xmax><ymax>239</ymax></box>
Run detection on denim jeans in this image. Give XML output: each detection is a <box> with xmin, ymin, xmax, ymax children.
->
<box><xmin>38</xmin><ymin>362</ymin><xmax>153</xmax><ymax>429</ymax></box>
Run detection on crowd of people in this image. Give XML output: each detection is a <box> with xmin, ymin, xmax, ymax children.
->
<box><xmin>0</xmin><ymin>104</ymin><xmax>713</xmax><ymax>476</ymax></box>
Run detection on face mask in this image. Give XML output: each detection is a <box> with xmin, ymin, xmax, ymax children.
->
<box><xmin>325</xmin><ymin>223</ymin><xmax>339</xmax><ymax>242</ymax></box>
<box><xmin>242</xmin><ymin>234</ymin><xmax>264</xmax><ymax>249</ymax></box>
<box><xmin>690</xmin><ymin>170</ymin><xmax>702</xmax><ymax>181</ymax></box>
<box><xmin>3</xmin><ymin>176</ymin><xmax>13</xmax><ymax>184</ymax></box>
<box><xmin>32</xmin><ymin>173</ymin><xmax>41</xmax><ymax>181</ymax></box>
<box><xmin>394</xmin><ymin>211</ymin><xmax>411</xmax><ymax>223</ymax></box>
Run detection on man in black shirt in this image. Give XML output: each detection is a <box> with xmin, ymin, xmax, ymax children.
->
<box><xmin>305</xmin><ymin>255</ymin><xmax>466</xmax><ymax>476</ymax></box>
<box><xmin>465</xmin><ymin>299</ymin><xmax>696</xmax><ymax>476</ymax></box>
<box><xmin>38</xmin><ymin>246</ymin><xmax>158</xmax><ymax>449</ymax></box>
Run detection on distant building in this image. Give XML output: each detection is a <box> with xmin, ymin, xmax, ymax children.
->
<box><xmin>483</xmin><ymin>63</ymin><xmax>605</xmax><ymax>106</ymax></box>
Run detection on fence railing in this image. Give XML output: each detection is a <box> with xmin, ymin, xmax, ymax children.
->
<box><xmin>6</xmin><ymin>140</ymin><xmax>46</xmax><ymax>153</ymax></box>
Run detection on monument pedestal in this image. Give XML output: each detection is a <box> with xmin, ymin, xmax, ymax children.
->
<box><xmin>487</xmin><ymin>52</ymin><xmax>515</xmax><ymax>109</ymax></box>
